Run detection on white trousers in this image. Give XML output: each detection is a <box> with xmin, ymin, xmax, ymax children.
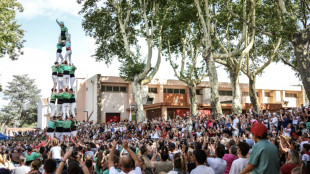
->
<box><xmin>70</xmin><ymin>102</ymin><xmax>76</xmax><ymax>117</ymax></box>
<box><xmin>49</xmin><ymin>103</ymin><xmax>56</xmax><ymax>116</ymax></box>
<box><xmin>63</xmin><ymin>75</ymin><xmax>70</xmax><ymax>89</ymax></box>
<box><xmin>71</xmin><ymin>130</ymin><xmax>77</xmax><ymax>137</ymax></box>
<box><xmin>70</xmin><ymin>77</ymin><xmax>75</xmax><ymax>91</ymax></box>
<box><xmin>47</xmin><ymin>132</ymin><xmax>55</xmax><ymax>139</ymax></box>
<box><xmin>57</xmin><ymin>76</ymin><xmax>63</xmax><ymax>91</ymax></box>
<box><xmin>56</xmin><ymin>52</ymin><xmax>64</xmax><ymax>63</ymax></box>
<box><xmin>65</xmin><ymin>50</ymin><xmax>72</xmax><ymax>64</ymax></box>
<box><xmin>52</xmin><ymin>75</ymin><xmax>58</xmax><ymax>83</ymax></box>
<box><xmin>57</xmin><ymin>103</ymin><xmax>62</xmax><ymax>116</ymax></box>
<box><xmin>55</xmin><ymin>132</ymin><xmax>63</xmax><ymax>142</ymax></box>
<box><xmin>62</xmin><ymin>103</ymin><xmax>70</xmax><ymax>119</ymax></box>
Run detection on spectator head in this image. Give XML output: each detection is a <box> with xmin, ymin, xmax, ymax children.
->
<box><xmin>85</xmin><ymin>159</ymin><xmax>93</xmax><ymax>170</ymax></box>
<box><xmin>52</xmin><ymin>138</ymin><xmax>59</xmax><ymax>147</ymax></box>
<box><xmin>44</xmin><ymin>158</ymin><xmax>57</xmax><ymax>174</ymax></box>
<box><xmin>193</xmin><ymin>149</ymin><xmax>206</xmax><ymax>165</ymax></box>
<box><xmin>173</xmin><ymin>153</ymin><xmax>186</xmax><ymax>174</ymax></box>
<box><xmin>229</xmin><ymin>145</ymin><xmax>238</xmax><ymax>156</ymax></box>
<box><xmin>120</xmin><ymin>155</ymin><xmax>134</xmax><ymax>172</ymax></box>
<box><xmin>216</xmin><ymin>144</ymin><xmax>225</xmax><ymax>158</ymax></box>
<box><xmin>302</xmin><ymin>143</ymin><xmax>310</xmax><ymax>153</ymax></box>
<box><xmin>19</xmin><ymin>156</ymin><xmax>26</xmax><ymax>164</ymax></box>
<box><xmin>27</xmin><ymin>146</ymin><xmax>32</xmax><ymax>152</ymax></box>
<box><xmin>160</xmin><ymin>146</ymin><xmax>169</xmax><ymax>161</ymax></box>
<box><xmin>30</xmin><ymin>159</ymin><xmax>42</xmax><ymax>171</ymax></box>
<box><xmin>287</xmin><ymin>150</ymin><xmax>300</xmax><ymax>165</ymax></box>
<box><xmin>68</xmin><ymin>162</ymin><xmax>81</xmax><ymax>174</ymax></box>
<box><xmin>169</xmin><ymin>142</ymin><xmax>176</xmax><ymax>151</ymax></box>
<box><xmin>237</xmin><ymin>142</ymin><xmax>250</xmax><ymax>157</ymax></box>
<box><xmin>251</xmin><ymin>123</ymin><xmax>268</xmax><ymax>141</ymax></box>
<box><xmin>194</xmin><ymin>142</ymin><xmax>202</xmax><ymax>150</ymax></box>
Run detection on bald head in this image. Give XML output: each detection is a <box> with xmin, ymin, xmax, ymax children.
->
<box><xmin>120</xmin><ymin>155</ymin><xmax>133</xmax><ymax>170</ymax></box>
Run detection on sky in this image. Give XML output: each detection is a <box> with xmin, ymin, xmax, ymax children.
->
<box><xmin>0</xmin><ymin>0</ymin><xmax>302</xmax><ymax>108</ymax></box>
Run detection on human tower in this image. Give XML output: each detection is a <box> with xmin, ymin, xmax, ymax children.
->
<box><xmin>46</xmin><ymin>19</ymin><xmax>78</xmax><ymax>141</ymax></box>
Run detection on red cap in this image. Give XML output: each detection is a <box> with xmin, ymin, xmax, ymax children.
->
<box><xmin>251</xmin><ymin>122</ymin><xmax>267</xmax><ymax>137</ymax></box>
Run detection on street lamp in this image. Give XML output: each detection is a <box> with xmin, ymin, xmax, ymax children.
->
<box><xmin>83</xmin><ymin>110</ymin><xmax>89</xmax><ymax>122</ymax></box>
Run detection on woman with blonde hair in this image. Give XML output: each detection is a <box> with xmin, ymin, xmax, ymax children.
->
<box><xmin>28</xmin><ymin>159</ymin><xmax>42</xmax><ymax>174</ymax></box>
<box><xmin>280</xmin><ymin>150</ymin><xmax>301</xmax><ymax>174</ymax></box>
<box><xmin>48</xmin><ymin>138</ymin><xmax>63</xmax><ymax>165</ymax></box>
<box><xmin>168</xmin><ymin>153</ymin><xmax>186</xmax><ymax>174</ymax></box>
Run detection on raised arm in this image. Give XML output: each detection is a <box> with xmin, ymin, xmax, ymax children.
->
<box><xmin>108</xmin><ymin>140</ymin><xmax>118</xmax><ymax>169</ymax></box>
<box><xmin>123</xmin><ymin>140</ymin><xmax>140</xmax><ymax>168</ymax></box>
<box><xmin>56</xmin><ymin>18</ymin><xmax>60</xmax><ymax>26</ymax></box>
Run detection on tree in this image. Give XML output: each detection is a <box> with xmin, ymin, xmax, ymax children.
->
<box><xmin>230</xmin><ymin>0</ymin><xmax>310</xmax><ymax>101</ymax></box>
<box><xmin>0</xmin><ymin>0</ymin><xmax>25</xmax><ymax>60</ymax></box>
<box><xmin>167</xmin><ymin>33</ymin><xmax>208</xmax><ymax>117</ymax></box>
<box><xmin>195</xmin><ymin>0</ymin><xmax>256</xmax><ymax>114</ymax></box>
<box><xmin>78</xmin><ymin>0</ymin><xmax>168</xmax><ymax>122</ymax></box>
<box><xmin>0</xmin><ymin>75</ymin><xmax>41</xmax><ymax>127</ymax></box>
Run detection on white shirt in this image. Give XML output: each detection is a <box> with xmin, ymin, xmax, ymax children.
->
<box><xmin>283</xmin><ymin>128</ymin><xmax>291</xmax><ymax>137</ymax></box>
<box><xmin>229</xmin><ymin>158</ymin><xmax>247</xmax><ymax>174</ymax></box>
<box><xmin>232</xmin><ymin>118</ymin><xmax>239</xmax><ymax>128</ymax></box>
<box><xmin>302</xmin><ymin>154</ymin><xmax>310</xmax><ymax>163</ymax></box>
<box><xmin>207</xmin><ymin>157</ymin><xmax>227</xmax><ymax>174</ymax></box>
<box><xmin>13</xmin><ymin>165</ymin><xmax>31</xmax><ymax>174</ymax></box>
<box><xmin>190</xmin><ymin>165</ymin><xmax>215</xmax><ymax>174</ymax></box>
<box><xmin>109</xmin><ymin>167</ymin><xmax>142</xmax><ymax>174</ymax></box>
<box><xmin>50</xmin><ymin>146</ymin><xmax>62</xmax><ymax>159</ymax></box>
<box><xmin>271</xmin><ymin>117</ymin><xmax>278</xmax><ymax>127</ymax></box>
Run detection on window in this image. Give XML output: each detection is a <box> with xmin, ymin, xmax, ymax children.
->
<box><xmin>106</xmin><ymin>86</ymin><xmax>112</xmax><ymax>92</ymax></box>
<box><xmin>285</xmin><ymin>93</ymin><xmax>297</xmax><ymax>98</ymax></box>
<box><xmin>148</xmin><ymin>88</ymin><xmax>158</xmax><ymax>93</ymax></box>
<box><xmin>164</xmin><ymin>88</ymin><xmax>186</xmax><ymax>94</ymax></box>
<box><xmin>146</xmin><ymin>97</ymin><xmax>154</xmax><ymax>105</ymax></box>
<box><xmin>120</xmin><ymin>87</ymin><xmax>127</xmax><ymax>92</ymax></box>
<box><xmin>101</xmin><ymin>86</ymin><xmax>105</xmax><ymax>92</ymax></box>
<box><xmin>265</xmin><ymin>92</ymin><xmax>271</xmax><ymax>97</ymax></box>
<box><xmin>174</xmin><ymin>89</ymin><xmax>180</xmax><ymax>94</ymax></box>
<box><xmin>113</xmin><ymin>86</ymin><xmax>119</xmax><ymax>92</ymax></box>
<box><xmin>242</xmin><ymin>92</ymin><xmax>249</xmax><ymax>96</ymax></box>
<box><xmin>221</xmin><ymin>100</ymin><xmax>232</xmax><ymax>104</ymax></box>
<box><xmin>101</xmin><ymin>85</ymin><xmax>127</xmax><ymax>93</ymax></box>
<box><xmin>196</xmin><ymin>89</ymin><xmax>202</xmax><ymax>95</ymax></box>
<box><xmin>219</xmin><ymin>90</ymin><xmax>233</xmax><ymax>96</ymax></box>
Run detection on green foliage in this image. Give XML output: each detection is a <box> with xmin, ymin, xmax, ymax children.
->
<box><xmin>0</xmin><ymin>0</ymin><xmax>25</xmax><ymax>60</ymax></box>
<box><xmin>119</xmin><ymin>55</ymin><xmax>145</xmax><ymax>82</ymax></box>
<box><xmin>0</xmin><ymin>75</ymin><xmax>41</xmax><ymax>127</ymax></box>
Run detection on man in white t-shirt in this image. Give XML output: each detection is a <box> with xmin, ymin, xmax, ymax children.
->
<box><xmin>232</xmin><ymin>115</ymin><xmax>239</xmax><ymax>128</ymax></box>
<box><xmin>229</xmin><ymin>142</ymin><xmax>250</xmax><ymax>174</ymax></box>
<box><xmin>13</xmin><ymin>156</ymin><xmax>31</xmax><ymax>174</ymax></box>
<box><xmin>207</xmin><ymin>144</ymin><xmax>227</xmax><ymax>174</ymax></box>
<box><xmin>190</xmin><ymin>149</ymin><xmax>214</xmax><ymax>174</ymax></box>
<box><xmin>270</xmin><ymin>114</ymin><xmax>278</xmax><ymax>131</ymax></box>
<box><xmin>109</xmin><ymin>140</ymin><xmax>141</xmax><ymax>174</ymax></box>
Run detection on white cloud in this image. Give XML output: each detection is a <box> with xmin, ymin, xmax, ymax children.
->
<box><xmin>17</xmin><ymin>0</ymin><xmax>82</xmax><ymax>19</ymax></box>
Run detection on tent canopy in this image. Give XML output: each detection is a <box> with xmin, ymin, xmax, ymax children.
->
<box><xmin>0</xmin><ymin>133</ymin><xmax>10</xmax><ymax>140</ymax></box>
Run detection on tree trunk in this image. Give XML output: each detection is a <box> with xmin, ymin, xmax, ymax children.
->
<box><xmin>188</xmin><ymin>85</ymin><xmax>198</xmax><ymax>117</ymax></box>
<box><xmin>249</xmin><ymin>76</ymin><xmax>260</xmax><ymax>113</ymax></box>
<box><xmin>293</xmin><ymin>30</ymin><xmax>310</xmax><ymax>101</ymax></box>
<box><xmin>205</xmin><ymin>55</ymin><xmax>222</xmax><ymax>117</ymax></box>
<box><xmin>131</xmin><ymin>81</ymin><xmax>146</xmax><ymax>122</ymax></box>
<box><xmin>229</xmin><ymin>69</ymin><xmax>242</xmax><ymax>114</ymax></box>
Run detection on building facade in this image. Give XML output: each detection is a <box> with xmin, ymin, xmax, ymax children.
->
<box><xmin>75</xmin><ymin>75</ymin><xmax>305</xmax><ymax>123</ymax></box>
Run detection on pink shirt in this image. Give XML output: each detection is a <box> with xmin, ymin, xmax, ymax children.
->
<box><xmin>223</xmin><ymin>154</ymin><xmax>238</xmax><ymax>174</ymax></box>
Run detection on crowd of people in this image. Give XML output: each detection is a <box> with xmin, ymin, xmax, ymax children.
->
<box><xmin>0</xmin><ymin>107</ymin><xmax>310</xmax><ymax>174</ymax></box>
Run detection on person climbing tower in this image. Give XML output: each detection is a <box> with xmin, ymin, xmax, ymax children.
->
<box><xmin>56</xmin><ymin>18</ymin><xmax>69</xmax><ymax>43</ymax></box>
<box><xmin>56</xmin><ymin>42</ymin><xmax>64</xmax><ymax>63</ymax></box>
<box><xmin>64</xmin><ymin>40</ymin><xmax>72</xmax><ymax>64</ymax></box>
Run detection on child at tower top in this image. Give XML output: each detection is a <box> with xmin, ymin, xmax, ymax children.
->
<box><xmin>56</xmin><ymin>18</ymin><xmax>69</xmax><ymax>42</ymax></box>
